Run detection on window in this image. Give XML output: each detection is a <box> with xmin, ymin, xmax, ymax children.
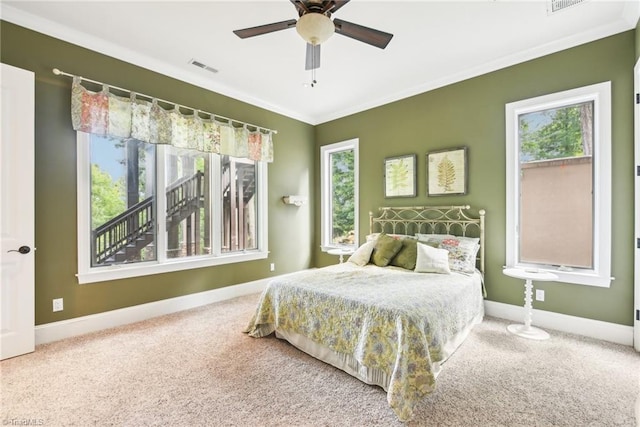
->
<box><xmin>164</xmin><ymin>147</ymin><xmax>208</xmax><ymax>259</ymax></box>
<box><xmin>505</xmin><ymin>82</ymin><xmax>611</xmax><ymax>287</ymax></box>
<box><xmin>90</xmin><ymin>137</ymin><xmax>157</xmax><ymax>266</ymax></box>
<box><xmin>220</xmin><ymin>155</ymin><xmax>259</xmax><ymax>253</ymax></box>
<box><xmin>320</xmin><ymin>139</ymin><xmax>359</xmax><ymax>251</ymax></box>
<box><xmin>77</xmin><ymin>133</ymin><xmax>267</xmax><ymax>284</ymax></box>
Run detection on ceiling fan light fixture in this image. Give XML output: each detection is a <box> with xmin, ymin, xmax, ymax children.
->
<box><xmin>296</xmin><ymin>13</ymin><xmax>334</xmax><ymax>45</ymax></box>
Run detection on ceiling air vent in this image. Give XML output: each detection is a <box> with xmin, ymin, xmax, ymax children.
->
<box><xmin>547</xmin><ymin>0</ymin><xmax>588</xmax><ymax>14</ymax></box>
<box><xmin>189</xmin><ymin>59</ymin><xmax>219</xmax><ymax>74</ymax></box>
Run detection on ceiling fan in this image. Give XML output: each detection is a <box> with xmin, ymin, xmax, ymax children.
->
<box><xmin>233</xmin><ymin>0</ymin><xmax>393</xmax><ymax>71</ymax></box>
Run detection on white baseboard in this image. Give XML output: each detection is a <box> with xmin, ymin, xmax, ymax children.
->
<box><xmin>35</xmin><ymin>279</ymin><xmax>634</xmax><ymax>347</ymax></box>
<box><xmin>484</xmin><ymin>300</ymin><xmax>634</xmax><ymax>346</ymax></box>
<box><xmin>35</xmin><ymin>278</ymin><xmax>270</xmax><ymax>345</ymax></box>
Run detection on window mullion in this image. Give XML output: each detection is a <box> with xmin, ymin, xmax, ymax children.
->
<box><xmin>211</xmin><ymin>154</ymin><xmax>222</xmax><ymax>257</ymax></box>
<box><xmin>156</xmin><ymin>145</ymin><xmax>167</xmax><ymax>263</ymax></box>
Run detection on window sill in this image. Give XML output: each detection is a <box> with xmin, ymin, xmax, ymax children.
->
<box><xmin>507</xmin><ymin>263</ymin><xmax>612</xmax><ymax>288</ymax></box>
<box><xmin>77</xmin><ymin>251</ymin><xmax>268</xmax><ymax>284</ymax></box>
<box><xmin>321</xmin><ymin>245</ymin><xmax>357</xmax><ymax>253</ymax></box>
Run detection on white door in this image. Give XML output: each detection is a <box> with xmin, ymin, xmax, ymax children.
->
<box><xmin>635</xmin><ymin>59</ymin><xmax>640</xmax><ymax>352</ymax></box>
<box><xmin>0</xmin><ymin>63</ymin><xmax>35</xmax><ymax>360</ymax></box>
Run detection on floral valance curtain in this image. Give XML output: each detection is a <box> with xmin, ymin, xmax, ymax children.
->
<box><xmin>70</xmin><ymin>77</ymin><xmax>274</xmax><ymax>162</ymax></box>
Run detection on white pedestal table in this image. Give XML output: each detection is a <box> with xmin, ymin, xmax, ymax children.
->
<box><xmin>503</xmin><ymin>268</ymin><xmax>558</xmax><ymax>340</ymax></box>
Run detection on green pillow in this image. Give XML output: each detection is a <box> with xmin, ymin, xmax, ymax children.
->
<box><xmin>371</xmin><ymin>233</ymin><xmax>403</xmax><ymax>267</ymax></box>
<box><xmin>390</xmin><ymin>238</ymin><xmax>418</xmax><ymax>270</ymax></box>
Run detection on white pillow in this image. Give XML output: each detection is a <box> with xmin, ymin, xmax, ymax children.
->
<box><xmin>347</xmin><ymin>240</ymin><xmax>376</xmax><ymax>266</ymax></box>
<box><xmin>414</xmin><ymin>242</ymin><xmax>451</xmax><ymax>274</ymax></box>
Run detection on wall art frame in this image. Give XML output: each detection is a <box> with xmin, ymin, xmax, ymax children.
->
<box><xmin>427</xmin><ymin>146</ymin><xmax>468</xmax><ymax>196</ymax></box>
<box><xmin>384</xmin><ymin>154</ymin><xmax>417</xmax><ymax>198</ymax></box>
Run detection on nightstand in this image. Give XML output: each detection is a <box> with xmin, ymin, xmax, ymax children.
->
<box><xmin>327</xmin><ymin>248</ymin><xmax>354</xmax><ymax>264</ymax></box>
<box><xmin>503</xmin><ymin>267</ymin><xmax>558</xmax><ymax>340</ymax></box>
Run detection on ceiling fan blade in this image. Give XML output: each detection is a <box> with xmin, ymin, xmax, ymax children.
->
<box><xmin>305</xmin><ymin>43</ymin><xmax>321</xmax><ymax>70</ymax></box>
<box><xmin>233</xmin><ymin>19</ymin><xmax>297</xmax><ymax>39</ymax></box>
<box><xmin>324</xmin><ymin>1</ymin><xmax>350</xmax><ymax>14</ymax></box>
<box><xmin>333</xmin><ymin>18</ymin><xmax>393</xmax><ymax>49</ymax></box>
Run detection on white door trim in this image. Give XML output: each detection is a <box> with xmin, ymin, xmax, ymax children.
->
<box><xmin>634</xmin><ymin>58</ymin><xmax>640</xmax><ymax>352</ymax></box>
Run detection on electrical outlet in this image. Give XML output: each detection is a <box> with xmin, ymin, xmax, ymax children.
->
<box><xmin>270</xmin><ymin>263</ymin><xmax>275</xmax><ymax>272</ymax></box>
<box><xmin>535</xmin><ymin>289</ymin><xmax>545</xmax><ymax>302</ymax></box>
<box><xmin>52</xmin><ymin>298</ymin><xmax>64</xmax><ymax>312</ymax></box>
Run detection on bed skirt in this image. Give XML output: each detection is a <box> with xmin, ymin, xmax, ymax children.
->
<box><xmin>275</xmin><ymin>310</ymin><xmax>483</xmax><ymax>392</ymax></box>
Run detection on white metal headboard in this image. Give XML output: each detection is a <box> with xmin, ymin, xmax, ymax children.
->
<box><xmin>369</xmin><ymin>205</ymin><xmax>486</xmax><ymax>274</ymax></box>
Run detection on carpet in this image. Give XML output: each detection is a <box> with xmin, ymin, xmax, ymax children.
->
<box><xmin>1</xmin><ymin>293</ymin><xmax>639</xmax><ymax>426</ymax></box>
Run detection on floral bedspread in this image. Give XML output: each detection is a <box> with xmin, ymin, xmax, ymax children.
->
<box><xmin>244</xmin><ymin>263</ymin><xmax>484</xmax><ymax>421</ymax></box>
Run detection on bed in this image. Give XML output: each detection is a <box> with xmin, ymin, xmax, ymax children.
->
<box><xmin>244</xmin><ymin>206</ymin><xmax>486</xmax><ymax>421</ymax></box>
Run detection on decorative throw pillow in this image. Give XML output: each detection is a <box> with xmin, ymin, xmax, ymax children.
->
<box><xmin>347</xmin><ymin>240</ymin><xmax>376</xmax><ymax>266</ymax></box>
<box><xmin>438</xmin><ymin>237</ymin><xmax>480</xmax><ymax>273</ymax></box>
<box><xmin>415</xmin><ymin>233</ymin><xmax>455</xmax><ymax>247</ymax></box>
<box><xmin>371</xmin><ymin>233</ymin><xmax>403</xmax><ymax>267</ymax></box>
<box><xmin>390</xmin><ymin>238</ymin><xmax>418</xmax><ymax>270</ymax></box>
<box><xmin>415</xmin><ymin>242</ymin><xmax>451</xmax><ymax>274</ymax></box>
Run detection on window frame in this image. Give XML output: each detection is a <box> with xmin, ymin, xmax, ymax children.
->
<box><xmin>76</xmin><ymin>132</ymin><xmax>268</xmax><ymax>284</ymax></box>
<box><xmin>320</xmin><ymin>138</ymin><xmax>359</xmax><ymax>252</ymax></box>
<box><xmin>505</xmin><ymin>81</ymin><xmax>612</xmax><ymax>287</ymax></box>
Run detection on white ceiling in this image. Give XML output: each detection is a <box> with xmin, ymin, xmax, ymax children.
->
<box><xmin>2</xmin><ymin>1</ymin><xmax>638</xmax><ymax>125</ymax></box>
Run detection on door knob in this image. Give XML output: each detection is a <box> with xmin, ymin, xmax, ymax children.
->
<box><xmin>7</xmin><ymin>246</ymin><xmax>31</xmax><ymax>254</ymax></box>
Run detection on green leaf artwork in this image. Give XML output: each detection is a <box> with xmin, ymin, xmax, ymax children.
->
<box><xmin>428</xmin><ymin>147</ymin><xmax>466</xmax><ymax>196</ymax></box>
<box><xmin>437</xmin><ymin>155</ymin><xmax>456</xmax><ymax>192</ymax></box>
<box><xmin>385</xmin><ymin>155</ymin><xmax>415</xmax><ymax>197</ymax></box>
<box><xmin>389</xmin><ymin>159</ymin><xmax>409</xmax><ymax>190</ymax></box>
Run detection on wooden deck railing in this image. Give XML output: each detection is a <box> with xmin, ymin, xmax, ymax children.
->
<box><xmin>92</xmin><ymin>171</ymin><xmax>205</xmax><ymax>265</ymax></box>
<box><xmin>167</xmin><ymin>171</ymin><xmax>204</xmax><ymax>219</ymax></box>
<box><xmin>92</xmin><ymin>196</ymin><xmax>154</xmax><ymax>265</ymax></box>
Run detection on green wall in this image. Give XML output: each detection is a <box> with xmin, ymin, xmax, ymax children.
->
<box><xmin>636</xmin><ymin>17</ymin><xmax>640</xmax><ymax>61</ymax></box>
<box><xmin>0</xmin><ymin>22</ymin><xmax>316</xmax><ymax>325</ymax></box>
<box><xmin>1</xmin><ymin>20</ymin><xmax>636</xmax><ymax>328</ymax></box>
<box><xmin>315</xmin><ymin>31</ymin><xmax>636</xmax><ymax>326</ymax></box>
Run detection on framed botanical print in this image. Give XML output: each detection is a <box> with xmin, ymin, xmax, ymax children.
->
<box><xmin>427</xmin><ymin>147</ymin><xmax>467</xmax><ymax>196</ymax></box>
<box><xmin>384</xmin><ymin>154</ymin><xmax>417</xmax><ymax>198</ymax></box>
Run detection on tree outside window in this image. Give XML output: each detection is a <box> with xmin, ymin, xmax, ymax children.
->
<box><xmin>331</xmin><ymin>149</ymin><xmax>355</xmax><ymax>245</ymax></box>
<box><xmin>321</xmin><ymin>139</ymin><xmax>359</xmax><ymax>250</ymax></box>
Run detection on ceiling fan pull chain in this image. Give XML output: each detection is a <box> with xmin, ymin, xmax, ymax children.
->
<box><xmin>310</xmin><ymin>42</ymin><xmax>317</xmax><ymax>87</ymax></box>
<box><xmin>311</xmin><ymin>52</ymin><xmax>315</xmax><ymax>87</ymax></box>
